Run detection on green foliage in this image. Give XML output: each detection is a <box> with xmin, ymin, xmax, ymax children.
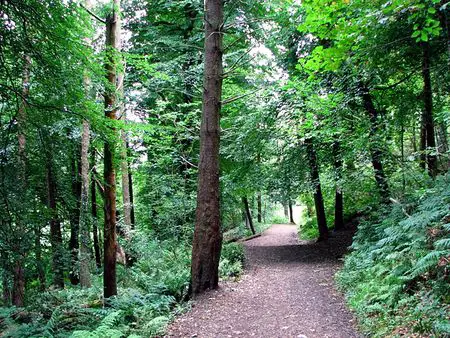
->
<box><xmin>337</xmin><ymin>175</ymin><xmax>450</xmax><ymax>337</ymax></box>
<box><xmin>219</xmin><ymin>243</ymin><xmax>245</xmax><ymax>279</ymax></box>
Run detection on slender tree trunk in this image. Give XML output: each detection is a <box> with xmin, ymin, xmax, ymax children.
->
<box><xmin>191</xmin><ymin>0</ymin><xmax>223</xmax><ymax>296</ymax></box>
<box><xmin>69</xmin><ymin>154</ymin><xmax>81</xmax><ymax>286</ymax></box>
<box><xmin>1</xmin><ymin>252</ymin><xmax>10</xmax><ymax>305</ymax></box>
<box><xmin>305</xmin><ymin>138</ymin><xmax>328</xmax><ymax>241</ymax></box>
<box><xmin>121</xmin><ymin>134</ymin><xmax>132</xmax><ymax>230</ymax></box>
<box><xmin>422</xmin><ymin>42</ymin><xmax>437</xmax><ymax>177</ymax></box>
<box><xmin>12</xmin><ymin>55</ymin><xmax>31</xmax><ymax>307</ymax></box>
<box><xmin>333</xmin><ymin>141</ymin><xmax>344</xmax><ymax>231</ymax></box>
<box><xmin>46</xmin><ymin>158</ymin><xmax>65</xmax><ymax>289</ymax></box>
<box><xmin>128</xmin><ymin>166</ymin><xmax>135</xmax><ymax>227</ymax></box>
<box><xmin>103</xmin><ymin>0</ymin><xmax>121</xmax><ymax>299</ymax></box>
<box><xmin>412</xmin><ymin>123</ymin><xmax>417</xmax><ymax>153</ymax></box>
<box><xmin>78</xmin><ymin>0</ymin><xmax>93</xmax><ymax>289</ymax></box>
<box><xmin>284</xmin><ymin>203</ymin><xmax>289</xmax><ymax>218</ymax></box>
<box><xmin>91</xmin><ymin>153</ymin><xmax>101</xmax><ymax>269</ymax></box>
<box><xmin>79</xmin><ymin>120</ymin><xmax>91</xmax><ymax>288</ymax></box>
<box><xmin>437</xmin><ymin>122</ymin><xmax>450</xmax><ymax>170</ymax></box>
<box><xmin>34</xmin><ymin>226</ymin><xmax>46</xmax><ymax>291</ymax></box>
<box><xmin>243</xmin><ymin>197</ymin><xmax>256</xmax><ymax>235</ymax></box>
<box><xmin>288</xmin><ymin>201</ymin><xmax>295</xmax><ymax>224</ymax></box>
<box><xmin>257</xmin><ymin>192</ymin><xmax>262</xmax><ymax>223</ymax></box>
<box><xmin>360</xmin><ymin>85</ymin><xmax>390</xmax><ymax>202</ymax></box>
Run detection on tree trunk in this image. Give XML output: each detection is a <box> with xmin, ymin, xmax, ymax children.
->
<box><xmin>121</xmin><ymin>134</ymin><xmax>132</xmax><ymax>231</ymax></box>
<box><xmin>305</xmin><ymin>138</ymin><xmax>328</xmax><ymax>241</ymax></box>
<box><xmin>91</xmin><ymin>153</ymin><xmax>101</xmax><ymax>269</ymax></box>
<box><xmin>103</xmin><ymin>0</ymin><xmax>121</xmax><ymax>299</ymax></box>
<box><xmin>284</xmin><ymin>203</ymin><xmax>289</xmax><ymax>218</ymax></box>
<box><xmin>421</xmin><ymin>42</ymin><xmax>437</xmax><ymax>177</ymax></box>
<box><xmin>190</xmin><ymin>0</ymin><xmax>223</xmax><ymax>296</ymax></box>
<box><xmin>34</xmin><ymin>226</ymin><xmax>46</xmax><ymax>291</ymax></box>
<box><xmin>333</xmin><ymin>141</ymin><xmax>344</xmax><ymax>231</ymax></box>
<box><xmin>12</xmin><ymin>55</ymin><xmax>31</xmax><ymax>307</ymax></box>
<box><xmin>288</xmin><ymin>201</ymin><xmax>295</xmax><ymax>224</ymax></box>
<box><xmin>437</xmin><ymin>122</ymin><xmax>450</xmax><ymax>170</ymax></box>
<box><xmin>243</xmin><ymin>197</ymin><xmax>256</xmax><ymax>235</ymax></box>
<box><xmin>79</xmin><ymin>120</ymin><xmax>91</xmax><ymax>288</ymax></box>
<box><xmin>1</xmin><ymin>252</ymin><xmax>10</xmax><ymax>305</ymax></box>
<box><xmin>359</xmin><ymin>85</ymin><xmax>390</xmax><ymax>202</ymax></box>
<box><xmin>46</xmin><ymin>158</ymin><xmax>65</xmax><ymax>289</ymax></box>
<box><xmin>129</xmin><ymin>167</ymin><xmax>135</xmax><ymax>227</ymax></box>
<box><xmin>69</xmin><ymin>154</ymin><xmax>81</xmax><ymax>286</ymax></box>
<box><xmin>257</xmin><ymin>192</ymin><xmax>262</xmax><ymax>223</ymax></box>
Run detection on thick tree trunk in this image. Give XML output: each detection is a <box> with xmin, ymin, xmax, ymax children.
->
<box><xmin>243</xmin><ymin>197</ymin><xmax>256</xmax><ymax>235</ymax></box>
<box><xmin>190</xmin><ymin>0</ymin><xmax>223</xmax><ymax>296</ymax></box>
<box><xmin>305</xmin><ymin>138</ymin><xmax>328</xmax><ymax>241</ymax></box>
<box><xmin>12</xmin><ymin>55</ymin><xmax>31</xmax><ymax>307</ymax></box>
<box><xmin>91</xmin><ymin>153</ymin><xmax>101</xmax><ymax>269</ymax></box>
<box><xmin>421</xmin><ymin>42</ymin><xmax>437</xmax><ymax>177</ymax></box>
<box><xmin>79</xmin><ymin>120</ymin><xmax>91</xmax><ymax>288</ymax></box>
<box><xmin>360</xmin><ymin>85</ymin><xmax>390</xmax><ymax>202</ymax></box>
<box><xmin>69</xmin><ymin>155</ymin><xmax>81</xmax><ymax>286</ymax></box>
<box><xmin>46</xmin><ymin>158</ymin><xmax>65</xmax><ymax>289</ymax></box>
<box><xmin>288</xmin><ymin>201</ymin><xmax>295</xmax><ymax>224</ymax></box>
<box><xmin>257</xmin><ymin>192</ymin><xmax>262</xmax><ymax>223</ymax></box>
<box><xmin>333</xmin><ymin>141</ymin><xmax>344</xmax><ymax>231</ymax></box>
<box><xmin>103</xmin><ymin>0</ymin><xmax>121</xmax><ymax>299</ymax></box>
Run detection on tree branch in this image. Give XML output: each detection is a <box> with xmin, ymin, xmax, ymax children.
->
<box><xmin>80</xmin><ymin>4</ymin><xmax>107</xmax><ymax>24</ymax></box>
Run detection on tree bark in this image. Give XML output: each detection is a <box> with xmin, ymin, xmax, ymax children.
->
<box><xmin>103</xmin><ymin>0</ymin><xmax>121</xmax><ymax>299</ymax></box>
<box><xmin>333</xmin><ymin>141</ymin><xmax>344</xmax><ymax>231</ymax></box>
<box><xmin>288</xmin><ymin>201</ymin><xmax>295</xmax><ymax>224</ymax></box>
<box><xmin>129</xmin><ymin>166</ymin><xmax>135</xmax><ymax>227</ymax></box>
<box><xmin>34</xmin><ymin>226</ymin><xmax>46</xmax><ymax>291</ymax></box>
<box><xmin>359</xmin><ymin>85</ymin><xmax>390</xmax><ymax>202</ymax></box>
<box><xmin>243</xmin><ymin>197</ymin><xmax>256</xmax><ymax>235</ymax></box>
<box><xmin>69</xmin><ymin>154</ymin><xmax>81</xmax><ymax>286</ymax></box>
<box><xmin>421</xmin><ymin>42</ymin><xmax>437</xmax><ymax>177</ymax></box>
<box><xmin>12</xmin><ymin>54</ymin><xmax>31</xmax><ymax>307</ymax></box>
<box><xmin>79</xmin><ymin>119</ymin><xmax>91</xmax><ymax>288</ymax></box>
<box><xmin>283</xmin><ymin>203</ymin><xmax>289</xmax><ymax>218</ymax></box>
<box><xmin>91</xmin><ymin>152</ymin><xmax>101</xmax><ymax>269</ymax></box>
<box><xmin>190</xmin><ymin>0</ymin><xmax>223</xmax><ymax>296</ymax></box>
<box><xmin>305</xmin><ymin>138</ymin><xmax>328</xmax><ymax>241</ymax></box>
<box><xmin>257</xmin><ymin>192</ymin><xmax>262</xmax><ymax>223</ymax></box>
<box><xmin>46</xmin><ymin>156</ymin><xmax>65</xmax><ymax>289</ymax></box>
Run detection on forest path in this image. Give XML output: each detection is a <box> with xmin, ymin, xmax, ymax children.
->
<box><xmin>166</xmin><ymin>224</ymin><xmax>361</xmax><ymax>338</ymax></box>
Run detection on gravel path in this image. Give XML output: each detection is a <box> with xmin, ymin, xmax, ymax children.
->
<box><xmin>166</xmin><ymin>224</ymin><xmax>361</xmax><ymax>338</ymax></box>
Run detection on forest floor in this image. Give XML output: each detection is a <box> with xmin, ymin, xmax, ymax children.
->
<box><xmin>166</xmin><ymin>224</ymin><xmax>361</xmax><ymax>338</ymax></box>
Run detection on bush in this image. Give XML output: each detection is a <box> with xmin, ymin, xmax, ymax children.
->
<box><xmin>337</xmin><ymin>175</ymin><xmax>450</xmax><ymax>337</ymax></box>
<box><xmin>219</xmin><ymin>243</ymin><xmax>245</xmax><ymax>279</ymax></box>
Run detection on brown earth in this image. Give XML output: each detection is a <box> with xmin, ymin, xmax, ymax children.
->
<box><xmin>166</xmin><ymin>224</ymin><xmax>361</xmax><ymax>338</ymax></box>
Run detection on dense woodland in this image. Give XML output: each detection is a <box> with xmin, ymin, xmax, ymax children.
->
<box><xmin>0</xmin><ymin>0</ymin><xmax>449</xmax><ymax>336</ymax></box>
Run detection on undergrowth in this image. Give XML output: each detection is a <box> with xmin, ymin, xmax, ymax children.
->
<box><xmin>337</xmin><ymin>175</ymin><xmax>450</xmax><ymax>337</ymax></box>
<box><xmin>0</xmin><ymin>233</ymin><xmax>245</xmax><ymax>337</ymax></box>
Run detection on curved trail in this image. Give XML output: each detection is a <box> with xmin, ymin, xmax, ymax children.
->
<box><xmin>167</xmin><ymin>224</ymin><xmax>361</xmax><ymax>338</ymax></box>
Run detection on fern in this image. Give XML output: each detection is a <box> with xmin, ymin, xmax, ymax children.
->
<box><xmin>71</xmin><ymin>311</ymin><xmax>124</xmax><ymax>338</ymax></box>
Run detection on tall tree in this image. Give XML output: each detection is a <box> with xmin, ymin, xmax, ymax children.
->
<box><xmin>191</xmin><ymin>0</ymin><xmax>224</xmax><ymax>295</ymax></box>
<box><xmin>103</xmin><ymin>0</ymin><xmax>121</xmax><ymax>299</ymax></box>
<box><xmin>421</xmin><ymin>42</ymin><xmax>437</xmax><ymax>177</ymax></box>
<box><xmin>12</xmin><ymin>55</ymin><xmax>31</xmax><ymax>307</ymax></box>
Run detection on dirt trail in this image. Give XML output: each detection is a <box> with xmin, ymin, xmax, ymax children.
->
<box><xmin>166</xmin><ymin>224</ymin><xmax>361</xmax><ymax>338</ymax></box>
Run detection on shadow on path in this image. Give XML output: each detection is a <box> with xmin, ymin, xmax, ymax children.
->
<box><xmin>166</xmin><ymin>224</ymin><xmax>361</xmax><ymax>338</ymax></box>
